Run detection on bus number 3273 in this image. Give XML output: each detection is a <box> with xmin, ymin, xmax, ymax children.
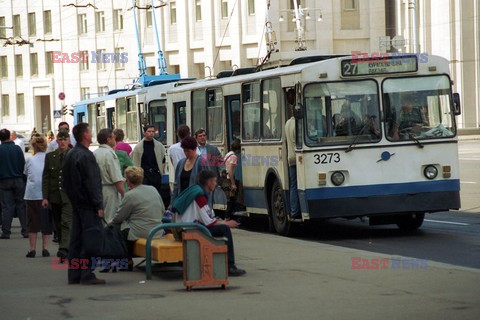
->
<box><xmin>314</xmin><ymin>153</ymin><xmax>341</xmax><ymax>164</ymax></box>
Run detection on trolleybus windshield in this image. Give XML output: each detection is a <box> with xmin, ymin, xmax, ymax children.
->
<box><xmin>304</xmin><ymin>80</ymin><xmax>381</xmax><ymax>146</ymax></box>
<box><xmin>383</xmin><ymin>75</ymin><xmax>455</xmax><ymax>141</ymax></box>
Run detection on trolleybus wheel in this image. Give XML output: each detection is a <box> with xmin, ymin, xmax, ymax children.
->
<box><xmin>270</xmin><ymin>180</ymin><xmax>292</xmax><ymax>236</ymax></box>
<box><xmin>395</xmin><ymin>213</ymin><xmax>425</xmax><ymax>231</ymax></box>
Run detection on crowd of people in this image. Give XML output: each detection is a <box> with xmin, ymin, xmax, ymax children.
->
<box><xmin>0</xmin><ymin>121</ymin><xmax>246</xmax><ymax>285</ymax></box>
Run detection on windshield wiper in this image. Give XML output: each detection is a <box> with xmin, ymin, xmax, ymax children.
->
<box><xmin>406</xmin><ymin>131</ymin><xmax>424</xmax><ymax>148</ymax></box>
<box><xmin>345</xmin><ymin>116</ymin><xmax>376</xmax><ymax>153</ymax></box>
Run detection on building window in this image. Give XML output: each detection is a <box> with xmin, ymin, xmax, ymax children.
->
<box><xmin>97</xmin><ymin>49</ymin><xmax>106</xmax><ymax>70</ymax></box>
<box><xmin>81</xmin><ymin>87</ymin><xmax>90</xmax><ymax>100</ymax></box>
<box><xmin>13</xmin><ymin>14</ymin><xmax>21</xmax><ymax>37</ymax></box>
<box><xmin>341</xmin><ymin>0</ymin><xmax>360</xmax><ymax>29</ymax></box>
<box><xmin>16</xmin><ymin>93</ymin><xmax>25</xmax><ymax>116</ymax></box>
<box><xmin>28</xmin><ymin>12</ymin><xmax>36</xmax><ymax>37</ymax></box>
<box><xmin>78</xmin><ymin>14</ymin><xmax>87</xmax><ymax>35</ymax></box>
<box><xmin>115</xmin><ymin>47</ymin><xmax>125</xmax><ymax>69</ymax></box>
<box><xmin>344</xmin><ymin>0</ymin><xmax>358</xmax><ymax>10</ymax></box>
<box><xmin>221</xmin><ymin>0</ymin><xmax>228</xmax><ymax>19</ymax></box>
<box><xmin>15</xmin><ymin>54</ymin><xmax>23</xmax><ymax>77</ymax></box>
<box><xmin>0</xmin><ymin>16</ymin><xmax>6</xmax><ymax>38</ymax></box>
<box><xmin>195</xmin><ymin>0</ymin><xmax>202</xmax><ymax>21</ymax></box>
<box><xmin>1</xmin><ymin>94</ymin><xmax>9</xmax><ymax>118</ymax></box>
<box><xmin>146</xmin><ymin>8</ymin><xmax>153</xmax><ymax>27</ymax></box>
<box><xmin>113</xmin><ymin>9</ymin><xmax>123</xmax><ymax>30</ymax></box>
<box><xmin>44</xmin><ymin>10</ymin><xmax>52</xmax><ymax>34</ymax></box>
<box><xmin>80</xmin><ymin>50</ymin><xmax>89</xmax><ymax>71</ymax></box>
<box><xmin>170</xmin><ymin>1</ymin><xmax>177</xmax><ymax>24</ymax></box>
<box><xmin>0</xmin><ymin>56</ymin><xmax>7</xmax><ymax>78</ymax></box>
<box><xmin>95</xmin><ymin>11</ymin><xmax>105</xmax><ymax>32</ymax></box>
<box><xmin>30</xmin><ymin>53</ymin><xmax>38</xmax><ymax>76</ymax></box>
<box><xmin>248</xmin><ymin>0</ymin><xmax>255</xmax><ymax>15</ymax></box>
<box><xmin>46</xmin><ymin>51</ymin><xmax>54</xmax><ymax>74</ymax></box>
<box><xmin>97</xmin><ymin>86</ymin><xmax>107</xmax><ymax>96</ymax></box>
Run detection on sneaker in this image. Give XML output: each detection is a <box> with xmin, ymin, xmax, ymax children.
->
<box><xmin>42</xmin><ymin>249</ymin><xmax>50</xmax><ymax>257</ymax></box>
<box><xmin>228</xmin><ymin>265</ymin><xmax>246</xmax><ymax>277</ymax></box>
<box><xmin>0</xmin><ymin>234</ymin><xmax>10</xmax><ymax>239</ymax></box>
<box><xmin>81</xmin><ymin>278</ymin><xmax>106</xmax><ymax>285</ymax></box>
<box><xmin>26</xmin><ymin>250</ymin><xmax>36</xmax><ymax>258</ymax></box>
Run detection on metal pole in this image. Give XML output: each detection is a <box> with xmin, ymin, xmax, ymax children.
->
<box><xmin>152</xmin><ymin>0</ymin><xmax>167</xmax><ymax>75</ymax></box>
<box><xmin>408</xmin><ymin>0</ymin><xmax>420</xmax><ymax>53</ymax></box>
<box><xmin>132</xmin><ymin>0</ymin><xmax>146</xmax><ymax>76</ymax></box>
<box><xmin>292</xmin><ymin>0</ymin><xmax>306</xmax><ymax>50</ymax></box>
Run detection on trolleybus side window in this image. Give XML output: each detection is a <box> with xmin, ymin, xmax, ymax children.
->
<box><xmin>207</xmin><ymin>88</ymin><xmax>223</xmax><ymax>142</ymax></box>
<box><xmin>149</xmin><ymin>100</ymin><xmax>167</xmax><ymax>144</ymax></box>
<box><xmin>126</xmin><ymin>97</ymin><xmax>138</xmax><ymax>142</ymax></box>
<box><xmin>242</xmin><ymin>82</ymin><xmax>260</xmax><ymax>141</ymax></box>
<box><xmin>87</xmin><ymin>103</ymin><xmax>96</xmax><ymax>141</ymax></box>
<box><xmin>192</xmin><ymin>90</ymin><xmax>206</xmax><ymax>133</ymax></box>
<box><xmin>383</xmin><ymin>75</ymin><xmax>455</xmax><ymax>141</ymax></box>
<box><xmin>96</xmin><ymin>102</ymin><xmax>106</xmax><ymax>139</ymax></box>
<box><xmin>116</xmin><ymin>98</ymin><xmax>127</xmax><ymax>137</ymax></box>
<box><xmin>303</xmin><ymin>80</ymin><xmax>380</xmax><ymax>145</ymax></box>
<box><xmin>174</xmin><ymin>101</ymin><xmax>187</xmax><ymax>142</ymax></box>
<box><xmin>262</xmin><ymin>78</ymin><xmax>282</xmax><ymax>140</ymax></box>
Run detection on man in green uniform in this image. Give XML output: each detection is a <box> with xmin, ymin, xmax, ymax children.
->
<box><xmin>42</xmin><ymin>130</ymin><xmax>72</xmax><ymax>259</ymax></box>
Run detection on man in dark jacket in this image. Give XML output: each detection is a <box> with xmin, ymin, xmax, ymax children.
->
<box><xmin>0</xmin><ymin>128</ymin><xmax>27</xmax><ymax>239</ymax></box>
<box><xmin>63</xmin><ymin>123</ymin><xmax>105</xmax><ymax>285</ymax></box>
<box><xmin>42</xmin><ymin>130</ymin><xmax>72</xmax><ymax>260</ymax></box>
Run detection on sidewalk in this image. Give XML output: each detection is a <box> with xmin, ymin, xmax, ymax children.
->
<box><xmin>1</xmin><ymin>219</ymin><xmax>479</xmax><ymax>320</ymax></box>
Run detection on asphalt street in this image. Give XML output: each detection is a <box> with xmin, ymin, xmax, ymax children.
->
<box><xmin>0</xmin><ymin>139</ymin><xmax>478</xmax><ymax>319</ymax></box>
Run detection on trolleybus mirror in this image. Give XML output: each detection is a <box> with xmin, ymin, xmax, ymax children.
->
<box><xmin>453</xmin><ymin>93</ymin><xmax>461</xmax><ymax>116</ymax></box>
<box><xmin>294</xmin><ymin>103</ymin><xmax>304</xmax><ymax>119</ymax></box>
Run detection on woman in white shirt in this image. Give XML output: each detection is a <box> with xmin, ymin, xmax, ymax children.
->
<box><xmin>24</xmin><ymin>135</ymin><xmax>52</xmax><ymax>258</ymax></box>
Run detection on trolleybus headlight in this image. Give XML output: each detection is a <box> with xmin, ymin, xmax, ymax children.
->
<box><xmin>424</xmin><ymin>165</ymin><xmax>438</xmax><ymax>180</ymax></box>
<box><xmin>331</xmin><ymin>171</ymin><xmax>345</xmax><ymax>186</ymax></box>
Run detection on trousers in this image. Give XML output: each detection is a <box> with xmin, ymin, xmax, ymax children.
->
<box><xmin>68</xmin><ymin>207</ymin><xmax>102</xmax><ymax>283</ymax></box>
<box><xmin>208</xmin><ymin>224</ymin><xmax>235</xmax><ymax>267</ymax></box>
<box><xmin>51</xmin><ymin>202</ymin><xmax>72</xmax><ymax>250</ymax></box>
<box><xmin>0</xmin><ymin>177</ymin><xmax>27</xmax><ymax>236</ymax></box>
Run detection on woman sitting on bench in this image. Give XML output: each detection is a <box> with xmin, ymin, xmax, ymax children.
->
<box><xmin>172</xmin><ymin>170</ymin><xmax>246</xmax><ymax>277</ymax></box>
<box><xmin>111</xmin><ymin>166</ymin><xmax>164</xmax><ymax>271</ymax></box>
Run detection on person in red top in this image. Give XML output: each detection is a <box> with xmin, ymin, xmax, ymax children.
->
<box><xmin>113</xmin><ymin>129</ymin><xmax>132</xmax><ymax>156</ymax></box>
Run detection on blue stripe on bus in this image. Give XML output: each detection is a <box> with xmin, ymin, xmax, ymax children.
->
<box><xmin>304</xmin><ymin>179</ymin><xmax>460</xmax><ymax>200</ymax></box>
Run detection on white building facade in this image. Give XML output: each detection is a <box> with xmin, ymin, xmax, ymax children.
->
<box><xmin>5</xmin><ymin>0</ymin><xmax>475</xmax><ymax>135</ymax></box>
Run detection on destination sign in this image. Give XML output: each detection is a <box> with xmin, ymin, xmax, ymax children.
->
<box><xmin>341</xmin><ymin>56</ymin><xmax>418</xmax><ymax>77</ymax></box>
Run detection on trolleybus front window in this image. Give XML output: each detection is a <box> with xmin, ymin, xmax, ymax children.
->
<box><xmin>304</xmin><ymin>80</ymin><xmax>380</xmax><ymax>146</ymax></box>
<box><xmin>383</xmin><ymin>75</ymin><xmax>455</xmax><ymax>141</ymax></box>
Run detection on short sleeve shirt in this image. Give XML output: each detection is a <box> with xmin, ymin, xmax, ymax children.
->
<box><xmin>93</xmin><ymin>144</ymin><xmax>124</xmax><ymax>185</ymax></box>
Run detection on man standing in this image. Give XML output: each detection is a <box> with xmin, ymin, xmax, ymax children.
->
<box><xmin>63</xmin><ymin>123</ymin><xmax>105</xmax><ymax>285</ymax></box>
<box><xmin>195</xmin><ymin>128</ymin><xmax>222</xmax><ymax>175</ymax></box>
<box><xmin>10</xmin><ymin>130</ymin><xmax>25</xmax><ymax>153</ymax></box>
<box><xmin>42</xmin><ymin>130</ymin><xmax>72</xmax><ymax>259</ymax></box>
<box><xmin>284</xmin><ymin>89</ymin><xmax>301</xmax><ymax>220</ymax></box>
<box><xmin>47</xmin><ymin>122</ymin><xmax>76</xmax><ymax>153</ymax></box>
<box><xmin>93</xmin><ymin>128</ymin><xmax>125</xmax><ymax>223</ymax></box>
<box><xmin>169</xmin><ymin>125</ymin><xmax>192</xmax><ymax>171</ymax></box>
<box><xmin>0</xmin><ymin>129</ymin><xmax>28</xmax><ymax>239</ymax></box>
<box><xmin>131</xmin><ymin>125</ymin><xmax>167</xmax><ymax>204</ymax></box>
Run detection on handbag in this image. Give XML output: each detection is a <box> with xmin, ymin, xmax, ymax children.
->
<box><xmin>83</xmin><ymin>218</ymin><xmax>129</xmax><ymax>259</ymax></box>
